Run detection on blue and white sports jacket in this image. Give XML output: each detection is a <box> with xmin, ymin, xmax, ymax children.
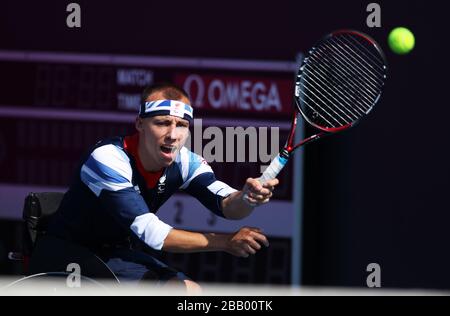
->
<box><xmin>48</xmin><ymin>134</ymin><xmax>237</xmax><ymax>251</ymax></box>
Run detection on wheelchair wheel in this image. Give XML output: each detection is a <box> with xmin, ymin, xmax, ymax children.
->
<box><xmin>1</xmin><ymin>272</ymin><xmax>112</xmax><ymax>295</ymax></box>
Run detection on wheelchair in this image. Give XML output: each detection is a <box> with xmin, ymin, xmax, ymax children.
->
<box><xmin>5</xmin><ymin>192</ymin><xmax>120</xmax><ymax>291</ymax></box>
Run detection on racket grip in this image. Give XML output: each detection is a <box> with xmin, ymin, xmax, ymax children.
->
<box><xmin>242</xmin><ymin>152</ymin><xmax>289</xmax><ymax>207</ymax></box>
<box><xmin>259</xmin><ymin>153</ymin><xmax>288</xmax><ymax>183</ymax></box>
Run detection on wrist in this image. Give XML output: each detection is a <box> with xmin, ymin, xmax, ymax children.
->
<box><xmin>206</xmin><ymin>233</ymin><xmax>229</xmax><ymax>252</ymax></box>
<box><xmin>241</xmin><ymin>190</ymin><xmax>257</xmax><ymax>208</ymax></box>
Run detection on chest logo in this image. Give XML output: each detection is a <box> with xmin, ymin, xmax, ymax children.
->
<box><xmin>157</xmin><ymin>174</ymin><xmax>167</xmax><ymax>194</ymax></box>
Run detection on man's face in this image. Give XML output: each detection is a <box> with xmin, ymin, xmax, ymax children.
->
<box><xmin>136</xmin><ymin>92</ymin><xmax>190</xmax><ymax>171</ymax></box>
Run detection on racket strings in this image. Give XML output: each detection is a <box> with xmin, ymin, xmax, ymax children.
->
<box><xmin>303</xmin><ymin>63</ymin><xmax>367</xmax><ymax>117</ymax></box>
<box><xmin>305</xmin><ymin>50</ymin><xmax>376</xmax><ymax>110</ymax></box>
<box><xmin>303</xmin><ymin>64</ymin><xmax>368</xmax><ymax>116</ymax></box>
<box><xmin>300</xmin><ymin>81</ymin><xmax>353</xmax><ymax>125</ymax></box>
<box><xmin>328</xmin><ymin>38</ymin><xmax>384</xmax><ymax>87</ymax></box>
<box><xmin>338</xmin><ymin>35</ymin><xmax>385</xmax><ymax>74</ymax></box>
<box><xmin>298</xmin><ymin>32</ymin><xmax>387</xmax><ymax>129</ymax></box>
<box><xmin>302</xmin><ymin>53</ymin><xmax>373</xmax><ymax>126</ymax></box>
<box><xmin>315</xmin><ymin>45</ymin><xmax>380</xmax><ymax>98</ymax></box>
<box><xmin>343</xmin><ymin>34</ymin><xmax>385</xmax><ymax>70</ymax></box>
<box><xmin>310</xmin><ymin>47</ymin><xmax>378</xmax><ymax>107</ymax></box>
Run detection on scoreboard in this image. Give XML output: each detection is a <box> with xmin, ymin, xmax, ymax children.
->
<box><xmin>0</xmin><ymin>50</ymin><xmax>300</xmax><ymax>237</ymax></box>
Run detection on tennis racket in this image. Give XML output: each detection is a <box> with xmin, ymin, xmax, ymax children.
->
<box><xmin>247</xmin><ymin>30</ymin><xmax>388</xmax><ymax>199</ymax></box>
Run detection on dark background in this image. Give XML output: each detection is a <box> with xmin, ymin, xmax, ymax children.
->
<box><xmin>1</xmin><ymin>0</ymin><xmax>449</xmax><ymax>289</ymax></box>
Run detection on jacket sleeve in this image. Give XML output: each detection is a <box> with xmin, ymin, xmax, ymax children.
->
<box><xmin>177</xmin><ymin>148</ymin><xmax>237</xmax><ymax>217</ymax></box>
<box><xmin>80</xmin><ymin>144</ymin><xmax>172</xmax><ymax>250</ymax></box>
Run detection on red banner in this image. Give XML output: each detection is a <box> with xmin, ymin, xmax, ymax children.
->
<box><xmin>175</xmin><ymin>73</ymin><xmax>293</xmax><ymax>116</ymax></box>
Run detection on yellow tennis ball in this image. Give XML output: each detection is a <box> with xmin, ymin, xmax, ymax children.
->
<box><xmin>388</xmin><ymin>27</ymin><xmax>415</xmax><ymax>55</ymax></box>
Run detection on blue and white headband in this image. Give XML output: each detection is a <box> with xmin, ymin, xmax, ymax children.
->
<box><xmin>139</xmin><ymin>100</ymin><xmax>194</xmax><ymax>123</ymax></box>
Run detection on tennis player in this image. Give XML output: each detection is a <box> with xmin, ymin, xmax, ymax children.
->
<box><xmin>46</xmin><ymin>83</ymin><xmax>279</xmax><ymax>293</ymax></box>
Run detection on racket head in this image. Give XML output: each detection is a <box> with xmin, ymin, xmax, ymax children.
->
<box><xmin>295</xmin><ymin>30</ymin><xmax>388</xmax><ymax>133</ymax></box>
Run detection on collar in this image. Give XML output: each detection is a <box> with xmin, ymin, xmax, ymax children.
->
<box><xmin>123</xmin><ymin>133</ymin><xmax>164</xmax><ymax>189</ymax></box>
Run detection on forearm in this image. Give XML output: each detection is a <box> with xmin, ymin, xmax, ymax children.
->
<box><xmin>162</xmin><ymin>228</ymin><xmax>228</xmax><ymax>253</ymax></box>
<box><xmin>222</xmin><ymin>191</ymin><xmax>254</xmax><ymax>220</ymax></box>
<box><xmin>164</xmin><ymin>227</ymin><xmax>270</xmax><ymax>258</ymax></box>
